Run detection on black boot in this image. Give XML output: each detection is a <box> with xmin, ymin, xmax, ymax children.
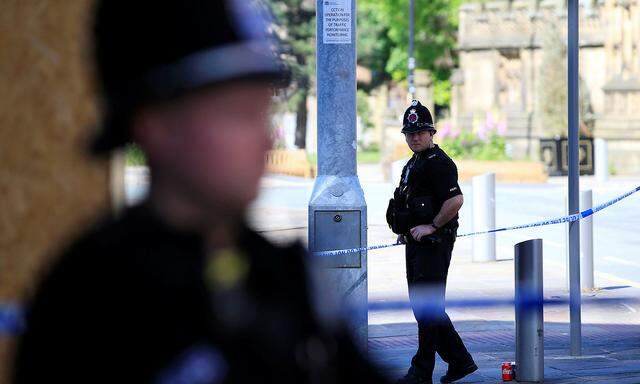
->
<box><xmin>397</xmin><ymin>366</ymin><xmax>433</xmax><ymax>384</ymax></box>
<box><xmin>439</xmin><ymin>362</ymin><xmax>478</xmax><ymax>383</ymax></box>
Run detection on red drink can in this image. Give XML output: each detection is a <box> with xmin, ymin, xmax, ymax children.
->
<box><xmin>502</xmin><ymin>361</ymin><xmax>514</xmax><ymax>381</ymax></box>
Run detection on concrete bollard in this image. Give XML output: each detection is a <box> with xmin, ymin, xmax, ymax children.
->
<box><xmin>515</xmin><ymin>239</ymin><xmax>544</xmax><ymax>383</ymax></box>
<box><xmin>565</xmin><ymin>191</ymin><xmax>594</xmax><ymax>291</ymax></box>
<box><xmin>595</xmin><ymin>138</ymin><xmax>608</xmax><ymax>183</ymax></box>
<box><xmin>580</xmin><ymin>190</ymin><xmax>594</xmax><ymax>290</ymax></box>
<box><xmin>472</xmin><ymin>173</ymin><xmax>496</xmax><ymax>262</ymax></box>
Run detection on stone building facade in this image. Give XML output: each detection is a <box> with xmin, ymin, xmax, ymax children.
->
<box><xmin>453</xmin><ymin>0</ymin><xmax>640</xmax><ymax>174</ymax></box>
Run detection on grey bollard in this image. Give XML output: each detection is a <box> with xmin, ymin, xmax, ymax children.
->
<box><xmin>472</xmin><ymin>173</ymin><xmax>496</xmax><ymax>262</ymax></box>
<box><xmin>565</xmin><ymin>191</ymin><xmax>594</xmax><ymax>291</ymax></box>
<box><xmin>595</xmin><ymin>138</ymin><xmax>608</xmax><ymax>183</ymax></box>
<box><xmin>580</xmin><ymin>190</ymin><xmax>594</xmax><ymax>290</ymax></box>
<box><xmin>515</xmin><ymin>239</ymin><xmax>544</xmax><ymax>383</ymax></box>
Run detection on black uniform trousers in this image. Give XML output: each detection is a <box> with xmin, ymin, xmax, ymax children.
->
<box><xmin>405</xmin><ymin>230</ymin><xmax>473</xmax><ymax>375</ymax></box>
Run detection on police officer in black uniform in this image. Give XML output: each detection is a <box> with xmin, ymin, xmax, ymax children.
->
<box><xmin>389</xmin><ymin>101</ymin><xmax>477</xmax><ymax>384</ymax></box>
<box><xmin>13</xmin><ymin>1</ymin><xmax>390</xmax><ymax>383</ymax></box>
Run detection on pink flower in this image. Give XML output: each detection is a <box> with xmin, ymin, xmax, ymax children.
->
<box><xmin>440</xmin><ymin>122</ymin><xmax>452</xmax><ymax>138</ymax></box>
<box><xmin>497</xmin><ymin>121</ymin><xmax>507</xmax><ymax>136</ymax></box>
<box><xmin>477</xmin><ymin>122</ymin><xmax>489</xmax><ymax>141</ymax></box>
<box><xmin>485</xmin><ymin>112</ymin><xmax>496</xmax><ymax>130</ymax></box>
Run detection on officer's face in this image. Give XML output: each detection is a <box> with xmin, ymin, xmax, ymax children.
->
<box><xmin>405</xmin><ymin>130</ymin><xmax>433</xmax><ymax>152</ymax></box>
<box><xmin>137</xmin><ymin>82</ymin><xmax>273</xmax><ymax>219</ymax></box>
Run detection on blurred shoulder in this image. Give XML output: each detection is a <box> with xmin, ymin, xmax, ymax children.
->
<box><xmin>435</xmin><ymin>146</ymin><xmax>458</xmax><ymax>169</ymax></box>
<box><xmin>29</xmin><ymin>205</ymin><xmax>187</xmax><ymax>300</ymax></box>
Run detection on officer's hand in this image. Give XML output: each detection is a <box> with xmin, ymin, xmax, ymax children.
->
<box><xmin>410</xmin><ymin>224</ymin><xmax>436</xmax><ymax>241</ymax></box>
<box><xmin>397</xmin><ymin>234</ymin><xmax>407</xmax><ymax>244</ymax></box>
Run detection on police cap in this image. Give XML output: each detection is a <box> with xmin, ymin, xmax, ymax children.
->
<box><xmin>401</xmin><ymin>100</ymin><xmax>436</xmax><ymax>134</ymax></box>
<box><xmin>91</xmin><ymin>0</ymin><xmax>289</xmax><ymax>154</ymax></box>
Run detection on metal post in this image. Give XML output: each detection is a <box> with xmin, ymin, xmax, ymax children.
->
<box><xmin>564</xmin><ymin>194</ymin><xmax>570</xmax><ymax>291</ymax></box>
<box><xmin>310</xmin><ymin>0</ymin><xmax>367</xmax><ymax>348</ymax></box>
<box><xmin>567</xmin><ymin>0</ymin><xmax>582</xmax><ymax>356</ymax></box>
<box><xmin>595</xmin><ymin>138</ymin><xmax>609</xmax><ymax>183</ymax></box>
<box><xmin>472</xmin><ymin>173</ymin><xmax>496</xmax><ymax>262</ymax></box>
<box><xmin>408</xmin><ymin>0</ymin><xmax>415</xmax><ymax>99</ymax></box>
<box><xmin>580</xmin><ymin>190</ymin><xmax>594</xmax><ymax>290</ymax></box>
<box><xmin>515</xmin><ymin>239</ymin><xmax>544</xmax><ymax>383</ymax></box>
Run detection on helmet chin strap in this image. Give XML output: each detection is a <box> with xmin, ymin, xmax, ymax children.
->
<box><xmin>427</xmin><ymin>133</ymin><xmax>435</xmax><ymax>149</ymax></box>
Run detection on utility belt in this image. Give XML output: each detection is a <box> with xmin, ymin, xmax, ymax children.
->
<box><xmin>386</xmin><ymin>187</ymin><xmax>436</xmax><ymax>234</ymax></box>
<box><xmin>386</xmin><ymin>188</ymin><xmax>456</xmax><ymax>242</ymax></box>
<box><xmin>404</xmin><ymin>227</ymin><xmax>456</xmax><ymax>245</ymax></box>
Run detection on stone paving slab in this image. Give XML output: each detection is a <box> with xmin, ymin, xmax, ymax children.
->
<box><xmin>369</xmin><ymin>321</ymin><xmax>640</xmax><ymax>383</ymax></box>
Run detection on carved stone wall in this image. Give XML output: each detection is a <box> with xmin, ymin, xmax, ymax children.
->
<box><xmin>455</xmin><ymin>0</ymin><xmax>640</xmax><ymax>173</ymax></box>
<box><xmin>597</xmin><ymin>0</ymin><xmax>640</xmax><ymax>173</ymax></box>
<box><xmin>0</xmin><ymin>1</ymin><xmax>109</xmax><ymax>381</ymax></box>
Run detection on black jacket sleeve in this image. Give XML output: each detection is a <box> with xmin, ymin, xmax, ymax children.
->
<box><xmin>433</xmin><ymin>160</ymin><xmax>462</xmax><ymax>202</ymax></box>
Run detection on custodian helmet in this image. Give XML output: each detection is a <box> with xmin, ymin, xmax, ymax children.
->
<box><xmin>401</xmin><ymin>100</ymin><xmax>436</xmax><ymax>134</ymax></box>
<box><xmin>91</xmin><ymin>0</ymin><xmax>289</xmax><ymax>153</ymax></box>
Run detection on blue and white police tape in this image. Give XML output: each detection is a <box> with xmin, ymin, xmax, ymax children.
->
<box><xmin>367</xmin><ymin>295</ymin><xmax>640</xmax><ymax>312</ymax></box>
<box><xmin>313</xmin><ymin>185</ymin><xmax>640</xmax><ymax>257</ymax></box>
<box><xmin>2</xmin><ymin>186</ymin><xmax>638</xmax><ymax>337</ymax></box>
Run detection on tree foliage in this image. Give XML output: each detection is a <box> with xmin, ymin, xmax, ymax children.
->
<box><xmin>359</xmin><ymin>0</ymin><xmax>461</xmax><ymax>106</ymax></box>
<box><xmin>357</xmin><ymin>2</ymin><xmax>393</xmax><ymax>90</ymax></box>
<box><xmin>268</xmin><ymin>0</ymin><xmax>315</xmax><ymax>148</ymax></box>
<box><xmin>267</xmin><ymin>0</ymin><xmax>462</xmax><ymax>146</ymax></box>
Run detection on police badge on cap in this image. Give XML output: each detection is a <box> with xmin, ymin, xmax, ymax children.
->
<box><xmin>401</xmin><ymin>100</ymin><xmax>436</xmax><ymax>134</ymax></box>
<box><xmin>407</xmin><ymin>109</ymin><xmax>418</xmax><ymax>123</ymax></box>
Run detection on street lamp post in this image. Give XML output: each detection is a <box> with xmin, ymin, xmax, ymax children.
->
<box><xmin>309</xmin><ymin>0</ymin><xmax>368</xmax><ymax>348</ymax></box>
<box><xmin>567</xmin><ymin>0</ymin><xmax>582</xmax><ymax>356</ymax></box>
<box><xmin>408</xmin><ymin>0</ymin><xmax>416</xmax><ymax>99</ymax></box>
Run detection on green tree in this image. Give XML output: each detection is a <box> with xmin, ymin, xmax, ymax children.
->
<box><xmin>268</xmin><ymin>0</ymin><xmax>394</xmax><ymax>148</ymax></box>
<box><xmin>357</xmin><ymin>2</ymin><xmax>392</xmax><ymax>90</ymax></box>
<box><xmin>269</xmin><ymin>0</ymin><xmax>315</xmax><ymax>148</ymax></box>
<box><xmin>359</xmin><ymin>0</ymin><xmax>461</xmax><ymax>108</ymax></box>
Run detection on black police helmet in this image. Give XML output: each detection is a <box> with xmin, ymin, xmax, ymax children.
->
<box><xmin>91</xmin><ymin>0</ymin><xmax>290</xmax><ymax>154</ymax></box>
<box><xmin>401</xmin><ymin>100</ymin><xmax>436</xmax><ymax>134</ymax></box>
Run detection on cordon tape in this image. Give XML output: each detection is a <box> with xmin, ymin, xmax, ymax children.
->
<box><xmin>313</xmin><ymin>185</ymin><xmax>640</xmax><ymax>257</ymax></box>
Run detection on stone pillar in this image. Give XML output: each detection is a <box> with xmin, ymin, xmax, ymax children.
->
<box><xmin>450</xmin><ymin>69</ymin><xmax>464</xmax><ymax>131</ymax></box>
<box><xmin>413</xmin><ymin>69</ymin><xmax>433</xmax><ymax>111</ymax></box>
<box><xmin>598</xmin><ymin>0</ymin><xmax>640</xmax><ymax>175</ymax></box>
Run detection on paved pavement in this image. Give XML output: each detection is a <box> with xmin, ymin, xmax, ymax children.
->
<box><xmin>369</xmin><ymin>320</ymin><xmax>640</xmax><ymax>383</ymax></box>
<box><xmin>364</xmin><ymin>221</ymin><xmax>640</xmax><ymax>383</ymax></box>
<box><xmin>125</xmin><ymin>164</ymin><xmax>640</xmax><ymax>383</ymax></box>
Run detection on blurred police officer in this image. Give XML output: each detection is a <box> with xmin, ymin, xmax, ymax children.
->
<box><xmin>13</xmin><ymin>1</ymin><xmax>390</xmax><ymax>383</ymax></box>
<box><xmin>391</xmin><ymin>101</ymin><xmax>477</xmax><ymax>384</ymax></box>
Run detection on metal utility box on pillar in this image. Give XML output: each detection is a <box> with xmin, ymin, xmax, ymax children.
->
<box><xmin>313</xmin><ymin>210</ymin><xmax>362</xmax><ymax>268</ymax></box>
<box><xmin>309</xmin><ymin>0</ymin><xmax>368</xmax><ymax>348</ymax></box>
